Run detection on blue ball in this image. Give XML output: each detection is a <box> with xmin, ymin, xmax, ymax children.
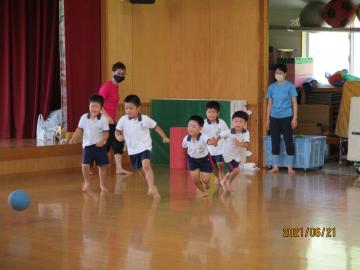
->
<box><xmin>8</xmin><ymin>190</ymin><xmax>31</xmax><ymax>211</ymax></box>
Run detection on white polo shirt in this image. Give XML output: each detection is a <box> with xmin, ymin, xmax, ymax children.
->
<box><xmin>78</xmin><ymin>113</ymin><xmax>109</xmax><ymax>148</ymax></box>
<box><xmin>202</xmin><ymin>118</ymin><xmax>228</xmax><ymax>156</ymax></box>
<box><xmin>116</xmin><ymin>114</ymin><xmax>157</xmax><ymax>155</ymax></box>
<box><xmin>219</xmin><ymin>128</ymin><xmax>250</xmax><ymax>163</ymax></box>
<box><xmin>182</xmin><ymin>133</ymin><xmax>209</xmax><ymax>159</ymax></box>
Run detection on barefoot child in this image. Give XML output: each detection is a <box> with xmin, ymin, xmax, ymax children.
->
<box><xmin>202</xmin><ymin>101</ymin><xmax>228</xmax><ymax>185</ymax></box>
<box><xmin>182</xmin><ymin>115</ymin><xmax>217</xmax><ymax>197</ymax></box>
<box><xmin>70</xmin><ymin>95</ymin><xmax>110</xmax><ymax>192</ymax></box>
<box><xmin>115</xmin><ymin>95</ymin><xmax>169</xmax><ymax>199</ymax></box>
<box><xmin>217</xmin><ymin>111</ymin><xmax>250</xmax><ymax>193</ymax></box>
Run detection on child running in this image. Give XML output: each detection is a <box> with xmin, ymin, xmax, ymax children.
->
<box><xmin>115</xmin><ymin>95</ymin><xmax>169</xmax><ymax>199</ymax></box>
<box><xmin>202</xmin><ymin>101</ymin><xmax>229</xmax><ymax>185</ymax></box>
<box><xmin>216</xmin><ymin>111</ymin><xmax>250</xmax><ymax>193</ymax></box>
<box><xmin>70</xmin><ymin>95</ymin><xmax>110</xmax><ymax>192</ymax></box>
<box><xmin>182</xmin><ymin>115</ymin><xmax>217</xmax><ymax>197</ymax></box>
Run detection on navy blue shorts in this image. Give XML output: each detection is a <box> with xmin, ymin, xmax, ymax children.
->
<box><xmin>129</xmin><ymin>150</ymin><xmax>151</xmax><ymax>170</ymax></box>
<box><xmin>187</xmin><ymin>156</ymin><xmax>212</xmax><ymax>173</ymax></box>
<box><xmin>227</xmin><ymin>160</ymin><xmax>240</xmax><ymax>172</ymax></box>
<box><xmin>211</xmin><ymin>155</ymin><xmax>224</xmax><ymax>164</ymax></box>
<box><xmin>82</xmin><ymin>145</ymin><xmax>109</xmax><ymax>166</ymax></box>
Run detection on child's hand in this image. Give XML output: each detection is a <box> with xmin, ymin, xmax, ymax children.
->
<box><xmin>116</xmin><ymin>134</ymin><xmax>124</xmax><ymax>142</ymax></box>
<box><xmin>232</xmin><ymin>138</ymin><xmax>242</xmax><ymax>146</ymax></box>
<box><xmin>163</xmin><ymin>137</ymin><xmax>170</xmax><ymax>143</ymax></box>
<box><xmin>208</xmin><ymin>137</ymin><xmax>218</xmax><ymax>146</ymax></box>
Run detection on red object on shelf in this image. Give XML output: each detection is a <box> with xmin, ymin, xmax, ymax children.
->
<box><xmin>170</xmin><ymin>127</ymin><xmax>188</xmax><ymax>169</ymax></box>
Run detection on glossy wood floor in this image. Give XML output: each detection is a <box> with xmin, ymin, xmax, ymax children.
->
<box><xmin>1</xmin><ymin>165</ymin><xmax>360</xmax><ymax>270</ymax></box>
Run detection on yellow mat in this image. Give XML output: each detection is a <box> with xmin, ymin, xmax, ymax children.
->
<box><xmin>335</xmin><ymin>82</ymin><xmax>360</xmax><ymax>138</ymax></box>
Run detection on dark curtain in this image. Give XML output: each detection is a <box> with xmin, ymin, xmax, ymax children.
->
<box><xmin>0</xmin><ymin>0</ymin><xmax>61</xmax><ymax>139</ymax></box>
<box><xmin>64</xmin><ymin>0</ymin><xmax>101</xmax><ymax>131</ymax></box>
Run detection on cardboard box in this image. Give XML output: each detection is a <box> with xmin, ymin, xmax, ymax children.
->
<box><xmin>294</xmin><ymin>123</ymin><xmax>323</xmax><ymax>135</ymax></box>
<box><xmin>298</xmin><ymin>104</ymin><xmax>331</xmax><ymax>134</ymax></box>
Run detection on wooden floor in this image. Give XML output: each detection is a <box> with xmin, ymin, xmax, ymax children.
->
<box><xmin>1</xmin><ymin>165</ymin><xmax>360</xmax><ymax>270</ymax></box>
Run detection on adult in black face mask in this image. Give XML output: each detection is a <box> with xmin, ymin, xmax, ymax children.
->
<box><xmin>98</xmin><ymin>62</ymin><xmax>131</xmax><ymax>175</ymax></box>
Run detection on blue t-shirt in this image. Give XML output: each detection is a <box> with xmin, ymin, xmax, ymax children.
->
<box><xmin>267</xmin><ymin>80</ymin><xmax>298</xmax><ymax>118</ymax></box>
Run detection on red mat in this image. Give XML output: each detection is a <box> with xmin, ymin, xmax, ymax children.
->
<box><xmin>170</xmin><ymin>127</ymin><xmax>188</xmax><ymax>169</ymax></box>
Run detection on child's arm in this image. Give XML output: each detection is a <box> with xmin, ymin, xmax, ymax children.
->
<box><xmin>154</xmin><ymin>125</ymin><xmax>170</xmax><ymax>143</ymax></box>
<box><xmin>207</xmin><ymin>137</ymin><xmax>218</xmax><ymax>145</ymax></box>
<box><xmin>232</xmin><ymin>131</ymin><xmax>250</xmax><ymax>148</ymax></box>
<box><xmin>210</xmin><ymin>129</ymin><xmax>229</xmax><ymax>145</ymax></box>
<box><xmin>115</xmin><ymin>130</ymin><xmax>124</xmax><ymax>142</ymax></box>
<box><xmin>69</xmin><ymin>128</ymin><xmax>83</xmax><ymax>144</ymax></box>
<box><xmin>232</xmin><ymin>139</ymin><xmax>250</xmax><ymax>148</ymax></box>
<box><xmin>96</xmin><ymin>131</ymin><xmax>109</xmax><ymax>147</ymax></box>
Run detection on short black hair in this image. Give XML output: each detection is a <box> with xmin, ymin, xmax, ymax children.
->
<box><xmin>112</xmin><ymin>62</ymin><xmax>126</xmax><ymax>72</ymax></box>
<box><xmin>206</xmin><ymin>101</ymin><xmax>220</xmax><ymax>112</ymax></box>
<box><xmin>275</xmin><ymin>63</ymin><xmax>287</xmax><ymax>73</ymax></box>
<box><xmin>188</xmin><ymin>115</ymin><xmax>204</xmax><ymax>127</ymax></box>
<box><xmin>89</xmin><ymin>94</ymin><xmax>104</xmax><ymax>107</ymax></box>
<box><xmin>232</xmin><ymin>110</ymin><xmax>249</xmax><ymax>121</ymax></box>
<box><xmin>124</xmin><ymin>94</ymin><xmax>141</xmax><ymax>107</ymax></box>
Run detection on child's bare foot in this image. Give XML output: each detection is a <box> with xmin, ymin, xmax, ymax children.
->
<box><xmin>220</xmin><ymin>179</ymin><xmax>228</xmax><ymax>192</ymax></box>
<box><xmin>288</xmin><ymin>167</ymin><xmax>296</xmax><ymax>174</ymax></box>
<box><xmin>82</xmin><ymin>182</ymin><xmax>90</xmax><ymax>192</ymax></box>
<box><xmin>116</xmin><ymin>169</ymin><xmax>132</xmax><ymax>175</ymax></box>
<box><xmin>100</xmin><ymin>185</ymin><xmax>108</xmax><ymax>193</ymax></box>
<box><xmin>268</xmin><ymin>167</ymin><xmax>279</xmax><ymax>174</ymax></box>
<box><xmin>148</xmin><ymin>186</ymin><xmax>161</xmax><ymax>199</ymax></box>
<box><xmin>198</xmin><ymin>191</ymin><xmax>208</xmax><ymax>198</ymax></box>
<box><xmin>226</xmin><ymin>181</ymin><xmax>235</xmax><ymax>192</ymax></box>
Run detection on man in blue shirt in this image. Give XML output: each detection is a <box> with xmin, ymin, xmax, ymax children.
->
<box><xmin>266</xmin><ymin>63</ymin><xmax>298</xmax><ymax>174</ymax></box>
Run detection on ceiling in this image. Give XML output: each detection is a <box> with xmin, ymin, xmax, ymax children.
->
<box><xmin>270</xmin><ymin>0</ymin><xmax>360</xmax><ymax>10</ymax></box>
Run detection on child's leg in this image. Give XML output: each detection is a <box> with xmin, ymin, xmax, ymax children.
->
<box><xmin>226</xmin><ymin>167</ymin><xmax>240</xmax><ymax>192</ymax></box>
<box><xmin>212</xmin><ymin>165</ymin><xmax>220</xmax><ymax>184</ymax></box>
<box><xmin>221</xmin><ymin>173</ymin><xmax>230</xmax><ymax>191</ymax></box>
<box><xmin>141</xmin><ymin>159</ymin><xmax>160</xmax><ymax>198</ymax></box>
<box><xmin>108</xmin><ymin>124</ymin><xmax>131</xmax><ymax>175</ymax></box>
<box><xmin>217</xmin><ymin>162</ymin><xmax>225</xmax><ymax>182</ymax></box>
<box><xmin>115</xmin><ymin>153</ymin><xmax>132</xmax><ymax>175</ymax></box>
<box><xmin>200</xmin><ymin>172</ymin><xmax>211</xmax><ymax>190</ymax></box>
<box><xmin>190</xmin><ymin>170</ymin><xmax>207</xmax><ymax>196</ymax></box>
<box><xmin>97</xmin><ymin>165</ymin><xmax>108</xmax><ymax>192</ymax></box>
<box><xmin>81</xmin><ymin>164</ymin><xmax>91</xmax><ymax>191</ymax></box>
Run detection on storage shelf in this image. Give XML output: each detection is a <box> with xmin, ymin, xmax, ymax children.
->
<box><xmin>270</xmin><ymin>25</ymin><xmax>360</xmax><ymax>32</ymax></box>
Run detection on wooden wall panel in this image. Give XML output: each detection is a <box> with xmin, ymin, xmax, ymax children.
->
<box><xmin>166</xmin><ymin>0</ymin><xmax>210</xmax><ymax>99</ymax></box>
<box><xmin>101</xmin><ymin>0</ymin><xmax>133</xmax><ymax>98</ymax></box>
<box><xmin>132</xmin><ymin>1</ymin><xmax>171</xmax><ymax>101</ymax></box>
<box><xmin>210</xmin><ymin>0</ymin><xmax>260</xmax><ymax>103</ymax></box>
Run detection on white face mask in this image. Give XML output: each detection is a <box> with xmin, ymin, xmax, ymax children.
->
<box><xmin>275</xmin><ymin>74</ymin><xmax>285</xmax><ymax>82</ymax></box>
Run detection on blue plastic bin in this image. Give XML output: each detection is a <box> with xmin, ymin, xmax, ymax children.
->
<box><xmin>264</xmin><ymin>135</ymin><xmax>327</xmax><ymax>170</ymax></box>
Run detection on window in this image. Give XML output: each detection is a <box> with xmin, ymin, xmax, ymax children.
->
<box><xmin>353</xmin><ymin>19</ymin><xmax>360</xmax><ymax>77</ymax></box>
<box><xmin>306</xmin><ymin>19</ymin><xmax>360</xmax><ymax>85</ymax></box>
